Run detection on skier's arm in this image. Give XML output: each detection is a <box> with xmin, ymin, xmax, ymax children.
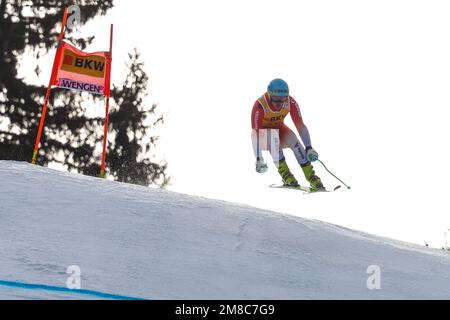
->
<box><xmin>251</xmin><ymin>102</ymin><xmax>264</xmax><ymax>160</ymax></box>
<box><xmin>290</xmin><ymin>98</ymin><xmax>312</xmax><ymax>148</ymax></box>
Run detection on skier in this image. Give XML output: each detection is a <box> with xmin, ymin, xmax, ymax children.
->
<box><xmin>251</xmin><ymin>78</ymin><xmax>325</xmax><ymax>191</ymax></box>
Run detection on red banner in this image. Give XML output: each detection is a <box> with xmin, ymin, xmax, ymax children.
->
<box><xmin>51</xmin><ymin>41</ymin><xmax>112</xmax><ymax>96</ymax></box>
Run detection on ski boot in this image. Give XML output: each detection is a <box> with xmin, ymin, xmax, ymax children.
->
<box><xmin>301</xmin><ymin>163</ymin><xmax>325</xmax><ymax>192</ymax></box>
<box><xmin>276</xmin><ymin>159</ymin><xmax>299</xmax><ymax>187</ymax></box>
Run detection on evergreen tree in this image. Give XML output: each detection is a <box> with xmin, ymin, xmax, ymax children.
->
<box><xmin>108</xmin><ymin>49</ymin><xmax>169</xmax><ymax>187</ymax></box>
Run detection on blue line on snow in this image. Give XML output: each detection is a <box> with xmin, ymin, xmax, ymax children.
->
<box><xmin>0</xmin><ymin>280</ymin><xmax>145</xmax><ymax>300</ymax></box>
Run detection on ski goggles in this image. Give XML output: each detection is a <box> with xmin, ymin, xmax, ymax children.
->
<box><xmin>270</xmin><ymin>96</ymin><xmax>288</xmax><ymax>103</ymax></box>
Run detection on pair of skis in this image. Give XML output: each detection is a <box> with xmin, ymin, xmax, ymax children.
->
<box><xmin>269</xmin><ymin>160</ymin><xmax>350</xmax><ymax>194</ymax></box>
<box><xmin>269</xmin><ymin>183</ymin><xmax>341</xmax><ymax>194</ymax></box>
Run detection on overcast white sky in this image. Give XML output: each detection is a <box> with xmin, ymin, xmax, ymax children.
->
<box><xmin>23</xmin><ymin>0</ymin><xmax>450</xmax><ymax>248</ymax></box>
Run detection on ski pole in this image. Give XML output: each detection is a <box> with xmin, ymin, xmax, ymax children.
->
<box><xmin>317</xmin><ymin>159</ymin><xmax>351</xmax><ymax>190</ymax></box>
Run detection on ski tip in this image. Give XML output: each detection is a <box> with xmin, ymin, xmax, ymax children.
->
<box><xmin>333</xmin><ymin>185</ymin><xmax>342</xmax><ymax>191</ymax></box>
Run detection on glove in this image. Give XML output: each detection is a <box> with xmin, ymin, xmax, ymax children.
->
<box><xmin>255</xmin><ymin>158</ymin><xmax>268</xmax><ymax>173</ymax></box>
<box><xmin>306</xmin><ymin>146</ymin><xmax>319</xmax><ymax>162</ymax></box>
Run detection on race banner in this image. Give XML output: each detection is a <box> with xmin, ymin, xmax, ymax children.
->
<box><xmin>51</xmin><ymin>41</ymin><xmax>111</xmax><ymax>96</ymax></box>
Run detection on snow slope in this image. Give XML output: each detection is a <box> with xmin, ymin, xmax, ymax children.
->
<box><xmin>1</xmin><ymin>160</ymin><xmax>450</xmax><ymax>299</ymax></box>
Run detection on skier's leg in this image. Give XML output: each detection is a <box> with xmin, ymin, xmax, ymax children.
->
<box><xmin>279</xmin><ymin>124</ymin><xmax>308</xmax><ymax>166</ymax></box>
<box><xmin>268</xmin><ymin>127</ymin><xmax>298</xmax><ymax>187</ymax></box>
<box><xmin>279</xmin><ymin>125</ymin><xmax>324</xmax><ymax>190</ymax></box>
